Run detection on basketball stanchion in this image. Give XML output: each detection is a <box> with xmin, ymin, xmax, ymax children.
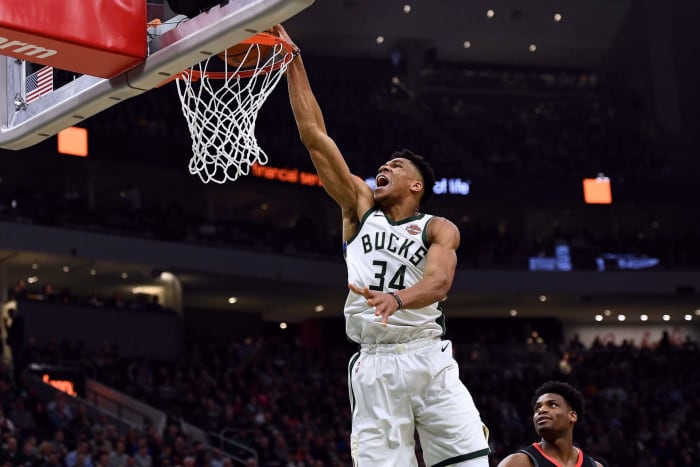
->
<box><xmin>173</xmin><ymin>32</ymin><xmax>297</xmax><ymax>184</ymax></box>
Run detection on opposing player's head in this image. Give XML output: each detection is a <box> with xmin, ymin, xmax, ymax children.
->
<box><xmin>531</xmin><ymin>381</ymin><xmax>584</xmax><ymax>438</ymax></box>
<box><xmin>374</xmin><ymin>148</ymin><xmax>435</xmax><ymax>207</ymax></box>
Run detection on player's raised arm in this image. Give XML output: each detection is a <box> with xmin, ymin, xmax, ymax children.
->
<box><xmin>275</xmin><ymin>25</ymin><xmax>371</xmax><ymax>212</ymax></box>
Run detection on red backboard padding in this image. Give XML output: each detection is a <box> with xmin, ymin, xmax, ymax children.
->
<box><xmin>0</xmin><ymin>1</ymin><xmax>147</xmax><ymax>78</ymax></box>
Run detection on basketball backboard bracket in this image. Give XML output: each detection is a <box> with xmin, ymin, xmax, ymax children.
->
<box><xmin>0</xmin><ymin>0</ymin><xmax>313</xmax><ymax>150</ymax></box>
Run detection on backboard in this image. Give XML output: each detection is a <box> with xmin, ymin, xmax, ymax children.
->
<box><xmin>0</xmin><ymin>0</ymin><xmax>313</xmax><ymax>150</ymax></box>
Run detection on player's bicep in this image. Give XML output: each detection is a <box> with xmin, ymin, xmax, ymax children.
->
<box><xmin>306</xmin><ymin>132</ymin><xmax>364</xmax><ymax>208</ymax></box>
<box><xmin>423</xmin><ymin>217</ymin><xmax>460</xmax><ymax>285</ymax></box>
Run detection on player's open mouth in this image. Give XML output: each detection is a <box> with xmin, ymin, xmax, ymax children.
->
<box><xmin>376</xmin><ymin>174</ymin><xmax>389</xmax><ymax>187</ymax></box>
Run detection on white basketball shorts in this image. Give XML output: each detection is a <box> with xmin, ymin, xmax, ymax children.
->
<box><xmin>347</xmin><ymin>337</ymin><xmax>490</xmax><ymax>467</ymax></box>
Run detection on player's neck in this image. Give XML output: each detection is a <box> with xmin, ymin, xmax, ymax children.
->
<box><xmin>380</xmin><ymin>204</ymin><xmax>420</xmax><ymax>222</ymax></box>
<box><xmin>539</xmin><ymin>438</ymin><xmax>578</xmax><ymax>465</ymax></box>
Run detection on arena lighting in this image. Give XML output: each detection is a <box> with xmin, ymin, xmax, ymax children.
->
<box><xmin>62</xmin><ymin>266</ymin><xmax>70</xmax><ymax>272</ymax></box>
<box><xmin>31</xmin><ymin>263</ymin><xmax>38</xmax><ymax>270</ymax></box>
<box><xmin>463</xmin><ymin>41</ymin><xmax>471</xmax><ymax>49</ymax></box>
<box><xmin>42</xmin><ymin>374</ymin><xmax>77</xmax><ymax>397</ymax></box>
<box><xmin>603</xmin><ymin>309</ymin><xmax>611</xmax><ymax>316</ymax></box>
<box><xmin>228</xmin><ymin>297</ymin><xmax>238</xmax><ymax>304</ymax></box>
<box><xmin>640</xmin><ymin>314</ymin><xmax>649</xmax><ymax>321</ymax></box>
<box><xmin>57</xmin><ymin>126</ymin><xmax>88</xmax><ymax>157</ymax></box>
<box><xmin>376</xmin><ymin>36</ymin><xmax>385</xmax><ymax>44</ymax></box>
<box><xmin>554</xmin><ymin>13</ymin><xmax>562</xmax><ymax>22</ymax></box>
<box><xmin>403</xmin><ymin>4</ymin><xmax>411</xmax><ymax>13</ymax></box>
<box><xmin>685</xmin><ymin>314</ymin><xmax>693</xmax><ymax>321</ymax></box>
<box><xmin>529</xmin><ymin>44</ymin><xmax>537</xmax><ymax>52</ymax></box>
<box><xmin>662</xmin><ymin>314</ymin><xmax>671</xmax><ymax>321</ymax></box>
<box><xmin>27</xmin><ymin>276</ymin><xmax>38</xmax><ymax>284</ymax></box>
<box><xmin>617</xmin><ymin>314</ymin><xmax>626</xmax><ymax>321</ymax></box>
<box><xmin>594</xmin><ymin>315</ymin><xmax>603</xmax><ymax>322</ymax></box>
<box><xmin>509</xmin><ymin>309</ymin><xmax>518</xmax><ymax>317</ymax></box>
<box><xmin>280</xmin><ymin>322</ymin><xmax>288</xmax><ymax>330</ymax></box>
<box><xmin>314</xmin><ymin>305</ymin><xmax>324</xmax><ymax>312</ymax></box>
<box><xmin>132</xmin><ymin>286</ymin><xmax>162</xmax><ymax>295</ymax></box>
<box><xmin>695</xmin><ymin>309</ymin><xmax>700</xmax><ymax>316</ymax></box>
<box><xmin>159</xmin><ymin>271</ymin><xmax>175</xmax><ymax>281</ymax></box>
<box><xmin>583</xmin><ymin>174</ymin><xmax>612</xmax><ymax>204</ymax></box>
<box><xmin>121</xmin><ymin>272</ymin><xmax>128</xmax><ymax>279</ymax></box>
<box><xmin>539</xmin><ymin>295</ymin><xmax>547</xmax><ymax>302</ymax></box>
<box><xmin>89</xmin><ymin>269</ymin><xmax>97</xmax><ymax>276</ymax></box>
<box><xmin>486</xmin><ymin>9</ymin><xmax>495</xmax><ymax>18</ymax></box>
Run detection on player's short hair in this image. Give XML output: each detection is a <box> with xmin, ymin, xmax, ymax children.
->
<box><xmin>532</xmin><ymin>381</ymin><xmax>585</xmax><ymax>421</ymax></box>
<box><xmin>392</xmin><ymin>148</ymin><xmax>435</xmax><ymax>206</ymax></box>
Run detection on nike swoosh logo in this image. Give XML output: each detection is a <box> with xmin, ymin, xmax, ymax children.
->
<box><xmin>441</xmin><ymin>343</ymin><xmax>449</xmax><ymax>352</ymax></box>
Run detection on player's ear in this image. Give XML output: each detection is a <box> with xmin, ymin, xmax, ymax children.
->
<box><xmin>569</xmin><ymin>411</ymin><xmax>578</xmax><ymax>423</ymax></box>
<box><xmin>410</xmin><ymin>180</ymin><xmax>423</xmax><ymax>194</ymax></box>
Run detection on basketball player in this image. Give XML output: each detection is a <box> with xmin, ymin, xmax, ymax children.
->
<box><xmin>275</xmin><ymin>24</ymin><xmax>490</xmax><ymax>467</ymax></box>
<box><xmin>497</xmin><ymin>381</ymin><xmax>603</xmax><ymax>467</ymax></box>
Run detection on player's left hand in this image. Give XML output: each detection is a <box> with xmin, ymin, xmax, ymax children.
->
<box><xmin>348</xmin><ymin>283</ymin><xmax>399</xmax><ymax>326</ymax></box>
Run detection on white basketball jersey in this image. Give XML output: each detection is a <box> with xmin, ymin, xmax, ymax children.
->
<box><xmin>343</xmin><ymin>207</ymin><xmax>446</xmax><ymax>344</ymax></box>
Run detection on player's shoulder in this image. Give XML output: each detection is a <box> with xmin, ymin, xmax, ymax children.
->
<box><xmin>496</xmin><ymin>452</ymin><xmax>533</xmax><ymax>467</ymax></box>
<box><xmin>425</xmin><ymin>214</ymin><xmax>459</xmax><ymax>240</ymax></box>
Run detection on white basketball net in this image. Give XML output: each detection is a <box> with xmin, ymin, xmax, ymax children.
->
<box><xmin>176</xmin><ymin>42</ymin><xmax>293</xmax><ymax>183</ymax></box>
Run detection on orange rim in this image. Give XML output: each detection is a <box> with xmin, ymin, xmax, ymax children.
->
<box><xmin>159</xmin><ymin>32</ymin><xmax>295</xmax><ymax>86</ymax></box>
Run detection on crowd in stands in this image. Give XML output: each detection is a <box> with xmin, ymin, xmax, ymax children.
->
<box><xmin>3</xmin><ymin>55</ymin><xmax>700</xmax><ymax>269</ymax></box>
<box><xmin>2</xmin><ymin>320</ymin><xmax>698</xmax><ymax>467</ymax></box>
<box><xmin>2</xmin><ymin>174</ymin><xmax>700</xmax><ymax>270</ymax></box>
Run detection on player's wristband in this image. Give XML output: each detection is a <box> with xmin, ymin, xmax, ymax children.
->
<box><xmin>389</xmin><ymin>292</ymin><xmax>403</xmax><ymax>310</ymax></box>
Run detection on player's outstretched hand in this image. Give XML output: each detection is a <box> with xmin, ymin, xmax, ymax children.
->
<box><xmin>272</xmin><ymin>24</ymin><xmax>300</xmax><ymax>54</ymax></box>
<box><xmin>348</xmin><ymin>283</ymin><xmax>400</xmax><ymax>326</ymax></box>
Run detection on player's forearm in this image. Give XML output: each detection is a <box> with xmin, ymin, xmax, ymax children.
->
<box><xmin>286</xmin><ymin>56</ymin><xmax>328</xmax><ymax>147</ymax></box>
<box><xmin>395</xmin><ymin>272</ymin><xmax>452</xmax><ymax>310</ymax></box>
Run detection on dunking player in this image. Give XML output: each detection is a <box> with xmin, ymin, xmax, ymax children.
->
<box><xmin>276</xmin><ymin>24</ymin><xmax>489</xmax><ymax>467</ymax></box>
<box><xmin>497</xmin><ymin>381</ymin><xmax>603</xmax><ymax>467</ymax></box>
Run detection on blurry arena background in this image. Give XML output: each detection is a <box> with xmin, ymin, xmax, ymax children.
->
<box><xmin>0</xmin><ymin>1</ymin><xmax>699</xmax><ymax>466</ymax></box>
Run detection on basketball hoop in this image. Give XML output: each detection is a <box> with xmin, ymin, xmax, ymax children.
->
<box><xmin>175</xmin><ymin>32</ymin><xmax>297</xmax><ymax>184</ymax></box>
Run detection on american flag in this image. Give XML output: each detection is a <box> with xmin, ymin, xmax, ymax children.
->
<box><xmin>25</xmin><ymin>66</ymin><xmax>54</xmax><ymax>103</ymax></box>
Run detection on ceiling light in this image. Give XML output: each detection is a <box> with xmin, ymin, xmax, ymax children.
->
<box><xmin>594</xmin><ymin>314</ymin><xmax>603</xmax><ymax>322</ymax></box>
<box><xmin>539</xmin><ymin>295</ymin><xmax>547</xmax><ymax>302</ymax></box>
<box><xmin>89</xmin><ymin>269</ymin><xmax>97</xmax><ymax>276</ymax></box>
<box><xmin>403</xmin><ymin>4</ymin><xmax>411</xmax><ymax>13</ymax></box>
<box><xmin>640</xmin><ymin>314</ymin><xmax>648</xmax><ymax>321</ymax></box>
<box><xmin>314</xmin><ymin>305</ymin><xmax>324</xmax><ymax>313</ymax></box>
<box><xmin>695</xmin><ymin>309</ymin><xmax>700</xmax><ymax>316</ymax></box>
<box><xmin>62</xmin><ymin>266</ymin><xmax>70</xmax><ymax>272</ymax></box>
<box><xmin>376</xmin><ymin>36</ymin><xmax>385</xmax><ymax>45</ymax></box>
<box><xmin>31</xmin><ymin>263</ymin><xmax>38</xmax><ymax>270</ymax></box>
<box><xmin>121</xmin><ymin>272</ymin><xmax>128</xmax><ymax>279</ymax></box>
<box><xmin>554</xmin><ymin>13</ymin><xmax>562</xmax><ymax>22</ymax></box>
<box><xmin>279</xmin><ymin>322</ymin><xmax>288</xmax><ymax>330</ymax></box>
<box><xmin>486</xmin><ymin>9</ymin><xmax>495</xmax><ymax>18</ymax></box>
<box><xmin>228</xmin><ymin>297</ymin><xmax>238</xmax><ymax>304</ymax></box>
<box><xmin>603</xmin><ymin>309</ymin><xmax>611</xmax><ymax>316</ymax></box>
<box><xmin>463</xmin><ymin>41</ymin><xmax>471</xmax><ymax>49</ymax></box>
<box><xmin>662</xmin><ymin>314</ymin><xmax>670</xmax><ymax>321</ymax></box>
<box><xmin>27</xmin><ymin>276</ymin><xmax>38</xmax><ymax>284</ymax></box>
<box><xmin>509</xmin><ymin>309</ymin><xmax>518</xmax><ymax>317</ymax></box>
<box><xmin>617</xmin><ymin>314</ymin><xmax>626</xmax><ymax>321</ymax></box>
<box><xmin>160</xmin><ymin>271</ymin><xmax>175</xmax><ymax>281</ymax></box>
<box><xmin>529</xmin><ymin>44</ymin><xmax>537</xmax><ymax>52</ymax></box>
<box><xmin>684</xmin><ymin>314</ymin><xmax>692</xmax><ymax>321</ymax></box>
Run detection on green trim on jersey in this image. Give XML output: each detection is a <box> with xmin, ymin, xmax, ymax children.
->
<box><xmin>345</xmin><ymin>207</ymin><xmax>378</xmax><ymax>246</ymax></box>
<box><xmin>432</xmin><ymin>448</ymin><xmax>490</xmax><ymax>467</ymax></box>
<box><xmin>383</xmin><ymin>211</ymin><xmax>427</xmax><ymax>226</ymax></box>
<box><xmin>345</xmin><ymin>207</ymin><xmax>429</xmax><ymax>248</ymax></box>
<box><xmin>435</xmin><ymin>312</ymin><xmax>446</xmax><ymax>337</ymax></box>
